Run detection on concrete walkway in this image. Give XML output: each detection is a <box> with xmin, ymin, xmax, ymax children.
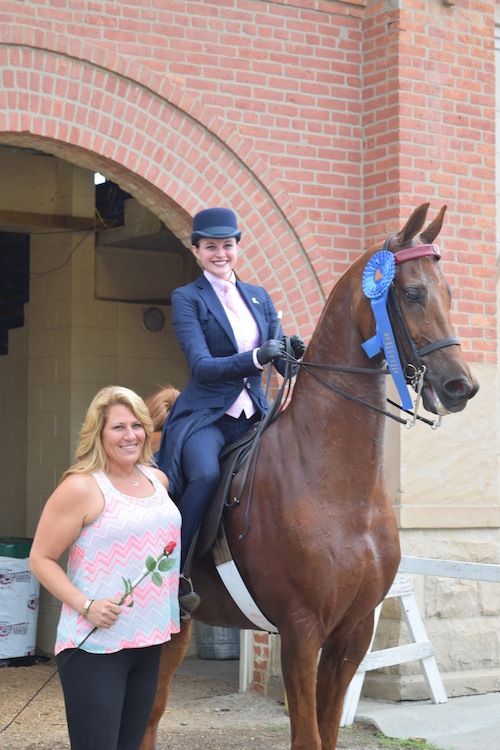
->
<box><xmin>357</xmin><ymin>693</ymin><xmax>500</xmax><ymax>750</ymax></box>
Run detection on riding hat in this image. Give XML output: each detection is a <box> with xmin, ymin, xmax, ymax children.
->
<box><xmin>191</xmin><ymin>207</ymin><xmax>242</xmax><ymax>245</ymax></box>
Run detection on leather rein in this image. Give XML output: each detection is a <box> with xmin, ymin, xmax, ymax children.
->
<box><xmin>228</xmin><ymin>241</ymin><xmax>460</xmax><ymax>525</ymax></box>
<box><xmin>288</xmin><ymin>240</ymin><xmax>460</xmax><ymax>429</ymax></box>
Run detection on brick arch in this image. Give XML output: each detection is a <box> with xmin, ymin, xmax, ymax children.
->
<box><xmin>0</xmin><ymin>33</ymin><xmax>329</xmax><ymax>331</ymax></box>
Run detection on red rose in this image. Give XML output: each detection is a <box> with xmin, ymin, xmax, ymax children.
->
<box><xmin>164</xmin><ymin>541</ymin><xmax>177</xmax><ymax>555</ymax></box>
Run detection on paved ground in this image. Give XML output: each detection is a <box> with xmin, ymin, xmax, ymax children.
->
<box><xmin>358</xmin><ymin>693</ymin><xmax>500</xmax><ymax>750</ymax></box>
<box><xmin>2</xmin><ymin>653</ymin><xmax>499</xmax><ymax>750</ymax></box>
<box><xmin>179</xmin><ymin>657</ymin><xmax>500</xmax><ymax>750</ymax></box>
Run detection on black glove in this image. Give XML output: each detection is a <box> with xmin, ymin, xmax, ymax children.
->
<box><xmin>289</xmin><ymin>334</ymin><xmax>306</xmax><ymax>359</ymax></box>
<box><xmin>257</xmin><ymin>338</ymin><xmax>286</xmax><ymax>366</ymax></box>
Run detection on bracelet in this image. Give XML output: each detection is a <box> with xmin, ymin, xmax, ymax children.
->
<box><xmin>82</xmin><ymin>599</ymin><xmax>94</xmax><ymax>618</ymax></box>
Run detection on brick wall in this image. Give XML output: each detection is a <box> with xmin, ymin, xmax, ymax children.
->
<box><xmin>0</xmin><ymin>0</ymin><xmax>495</xmax><ymax>357</ymax></box>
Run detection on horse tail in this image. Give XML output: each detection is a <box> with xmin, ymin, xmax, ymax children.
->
<box><xmin>146</xmin><ymin>385</ymin><xmax>180</xmax><ymax>431</ymax></box>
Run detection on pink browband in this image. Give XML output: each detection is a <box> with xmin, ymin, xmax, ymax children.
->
<box><xmin>393</xmin><ymin>244</ymin><xmax>441</xmax><ymax>264</ymax></box>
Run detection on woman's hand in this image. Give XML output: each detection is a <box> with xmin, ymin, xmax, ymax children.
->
<box><xmin>289</xmin><ymin>334</ymin><xmax>306</xmax><ymax>359</ymax></box>
<box><xmin>257</xmin><ymin>339</ymin><xmax>286</xmax><ymax>365</ymax></box>
<box><xmin>85</xmin><ymin>598</ymin><xmax>122</xmax><ymax>629</ymax></box>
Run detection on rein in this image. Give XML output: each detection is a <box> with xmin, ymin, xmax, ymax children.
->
<box><xmin>284</xmin><ymin>355</ymin><xmax>439</xmax><ymax>428</ymax></box>
<box><xmin>0</xmin><ymin>545</ymin><xmax>175</xmax><ymax>737</ymax></box>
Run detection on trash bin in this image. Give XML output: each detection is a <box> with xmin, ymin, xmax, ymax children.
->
<box><xmin>195</xmin><ymin>621</ymin><xmax>240</xmax><ymax>660</ymax></box>
<box><xmin>0</xmin><ymin>537</ymin><xmax>39</xmax><ymax>659</ymax></box>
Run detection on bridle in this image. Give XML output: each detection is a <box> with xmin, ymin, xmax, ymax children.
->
<box><xmin>227</xmin><ymin>239</ymin><xmax>461</xmax><ymax>529</ymax></box>
<box><xmin>285</xmin><ymin>239</ymin><xmax>461</xmax><ymax>429</ymax></box>
<box><xmin>387</xmin><ymin>240</ymin><xmax>460</xmax><ymax>393</ymax></box>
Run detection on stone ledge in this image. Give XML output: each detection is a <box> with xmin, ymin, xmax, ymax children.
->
<box><xmin>394</xmin><ymin>505</ymin><xmax>500</xmax><ymax>529</ymax></box>
<box><xmin>363</xmin><ymin>668</ymin><xmax>500</xmax><ymax>702</ymax></box>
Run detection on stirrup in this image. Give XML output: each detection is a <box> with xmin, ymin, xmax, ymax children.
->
<box><xmin>179</xmin><ymin>573</ymin><xmax>196</xmax><ymax>594</ymax></box>
<box><xmin>179</xmin><ymin>574</ymin><xmax>201</xmax><ymax>616</ymax></box>
<box><xmin>179</xmin><ymin>605</ymin><xmax>192</xmax><ymax>622</ymax></box>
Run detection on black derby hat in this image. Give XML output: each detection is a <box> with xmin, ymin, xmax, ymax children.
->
<box><xmin>191</xmin><ymin>207</ymin><xmax>242</xmax><ymax>245</ymax></box>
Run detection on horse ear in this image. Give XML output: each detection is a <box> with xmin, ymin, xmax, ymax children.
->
<box><xmin>395</xmin><ymin>203</ymin><xmax>430</xmax><ymax>247</ymax></box>
<box><xmin>420</xmin><ymin>205</ymin><xmax>447</xmax><ymax>245</ymax></box>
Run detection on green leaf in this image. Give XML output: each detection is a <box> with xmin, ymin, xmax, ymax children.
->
<box><xmin>146</xmin><ymin>555</ymin><xmax>156</xmax><ymax>572</ymax></box>
<box><xmin>158</xmin><ymin>558</ymin><xmax>175</xmax><ymax>572</ymax></box>
<box><xmin>127</xmin><ymin>600</ymin><xmax>134</xmax><ymax>608</ymax></box>
<box><xmin>151</xmin><ymin>571</ymin><xmax>163</xmax><ymax>586</ymax></box>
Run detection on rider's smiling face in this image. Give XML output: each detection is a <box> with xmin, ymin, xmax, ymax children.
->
<box><xmin>192</xmin><ymin>237</ymin><xmax>239</xmax><ymax>281</ymax></box>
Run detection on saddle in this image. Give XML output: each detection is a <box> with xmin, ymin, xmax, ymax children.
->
<box><xmin>184</xmin><ymin>338</ymin><xmax>295</xmax><ymax>576</ymax></box>
<box><xmin>194</xmin><ymin>420</ymin><xmax>262</xmax><ymax>561</ymax></box>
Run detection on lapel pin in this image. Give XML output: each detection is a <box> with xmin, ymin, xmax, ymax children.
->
<box><xmin>251</xmin><ymin>297</ymin><xmax>259</xmax><ymax>304</ymax></box>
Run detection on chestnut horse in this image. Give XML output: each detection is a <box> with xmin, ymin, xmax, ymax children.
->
<box><xmin>142</xmin><ymin>203</ymin><xmax>478</xmax><ymax>750</ymax></box>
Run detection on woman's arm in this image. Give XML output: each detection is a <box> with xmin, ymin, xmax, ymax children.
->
<box><xmin>172</xmin><ymin>288</ymin><xmax>258</xmax><ymax>383</ymax></box>
<box><xmin>29</xmin><ymin>474</ymin><xmax>121</xmax><ymax>629</ymax></box>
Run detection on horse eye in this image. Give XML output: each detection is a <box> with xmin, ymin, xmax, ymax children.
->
<box><xmin>404</xmin><ymin>287</ymin><xmax>420</xmax><ymax>302</ymax></box>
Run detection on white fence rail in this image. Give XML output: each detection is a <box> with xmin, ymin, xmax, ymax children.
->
<box><xmin>400</xmin><ymin>555</ymin><xmax>500</xmax><ymax>582</ymax></box>
<box><xmin>340</xmin><ymin>555</ymin><xmax>500</xmax><ymax>726</ymax></box>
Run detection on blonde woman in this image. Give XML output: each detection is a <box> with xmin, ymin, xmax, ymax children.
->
<box><xmin>30</xmin><ymin>386</ymin><xmax>181</xmax><ymax>750</ymax></box>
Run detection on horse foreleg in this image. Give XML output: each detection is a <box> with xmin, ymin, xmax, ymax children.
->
<box><xmin>280</xmin><ymin>628</ymin><xmax>323</xmax><ymax>750</ymax></box>
<box><xmin>140</xmin><ymin>620</ymin><xmax>192</xmax><ymax>750</ymax></box>
<box><xmin>316</xmin><ymin>614</ymin><xmax>374</xmax><ymax>750</ymax></box>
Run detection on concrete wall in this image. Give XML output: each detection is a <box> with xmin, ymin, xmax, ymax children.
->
<box><xmin>0</xmin><ymin>151</ymin><xmax>196</xmax><ymax>650</ymax></box>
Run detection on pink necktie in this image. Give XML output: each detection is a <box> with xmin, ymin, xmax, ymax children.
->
<box><xmin>223</xmin><ymin>281</ymin><xmax>257</xmax><ymax>418</ymax></box>
<box><xmin>224</xmin><ymin>281</ymin><xmax>241</xmax><ymax>316</ymax></box>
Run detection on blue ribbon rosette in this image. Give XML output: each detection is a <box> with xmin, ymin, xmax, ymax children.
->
<box><xmin>361</xmin><ymin>251</ymin><xmax>412</xmax><ymax>410</ymax></box>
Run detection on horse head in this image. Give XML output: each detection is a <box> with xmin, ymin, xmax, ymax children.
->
<box><xmin>377</xmin><ymin>203</ymin><xmax>479</xmax><ymax>414</ymax></box>
<box><xmin>145</xmin><ymin>385</ymin><xmax>180</xmax><ymax>453</ymax></box>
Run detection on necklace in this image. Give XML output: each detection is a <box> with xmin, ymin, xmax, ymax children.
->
<box><xmin>126</xmin><ymin>467</ymin><xmax>139</xmax><ymax>487</ymax></box>
<box><xmin>129</xmin><ymin>471</ymin><xmax>140</xmax><ymax>487</ymax></box>
<box><xmin>109</xmin><ymin>470</ymin><xmax>140</xmax><ymax>487</ymax></box>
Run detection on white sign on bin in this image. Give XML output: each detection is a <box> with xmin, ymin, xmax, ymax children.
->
<box><xmin>0</xmin><ymin>556</ymin><xmax>40</xmax><ymax>658</ymax></box>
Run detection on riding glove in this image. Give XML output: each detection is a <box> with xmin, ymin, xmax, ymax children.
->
<box><xmin>257</xmin><ymin>338</ymin><xmax>286</xmax><ymax>366</ymax></box>
<box><xmin>289</xmin><ymin>334</ymin><xmax>306</xmax><ymax>360</ymax></box>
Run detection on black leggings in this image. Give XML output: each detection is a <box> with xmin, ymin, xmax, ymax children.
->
<box><xmin>56</xmin><ymin>644</ymin><xmax>162</xmax><ymax>750</ymax></box>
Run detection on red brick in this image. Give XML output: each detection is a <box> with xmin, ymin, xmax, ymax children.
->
<box><xmin>0</xmin><ymin>0</ymin><xmax>495</xmax><ymax>373</ymax></box>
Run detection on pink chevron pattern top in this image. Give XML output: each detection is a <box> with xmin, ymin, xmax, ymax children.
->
<box><xmin>54</xmin><ymin>465</ymin><xmax>181</xmax><ymax>655</ymax></box>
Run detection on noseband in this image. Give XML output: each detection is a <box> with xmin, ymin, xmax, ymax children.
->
<box><xmin>387</xmin><ymin>240</ymin><xmax>460</xmax><ymax>386</ymax></box>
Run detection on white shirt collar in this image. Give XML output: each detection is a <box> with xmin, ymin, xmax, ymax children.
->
<box><xmin>204</xmin><ymin>270</ymin><xmax>236</xmax><ymax>295</ymax></box>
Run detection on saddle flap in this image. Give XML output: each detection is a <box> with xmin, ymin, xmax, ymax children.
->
<box><xmin>195</xmin><ymin>422</ymin><xmax>261</xmax><ymax>560</ymax></box>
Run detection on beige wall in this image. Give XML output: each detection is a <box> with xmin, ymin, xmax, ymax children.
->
<box><xmin>363</xmin><ymin>352</ymin><xmax>500</xmax><ymax>700</ymax></box>
<box><xmin>0</xmin><ymin>151</ymin><xmax>194</xmax><ymax>651</ymax></box>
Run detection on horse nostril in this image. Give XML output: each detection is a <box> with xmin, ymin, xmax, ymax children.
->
<box><xmin>444</xmin><ymin>378</ymin><xmax>471</xmax><ymax>399</ymax></box>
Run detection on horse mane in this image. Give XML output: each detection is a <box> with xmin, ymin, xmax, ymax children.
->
<box><xmin>145</xmin><ymin>385</ymin><xmax>180</xmax><ymax>454</ymax></box>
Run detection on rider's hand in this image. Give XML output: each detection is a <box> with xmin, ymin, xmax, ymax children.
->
<box><xmin>289</xmin><ymin>335</ymin><xmax>306</xmax><ymax>360</ymax></box>
<box><xmin>257</xmin><ymin>339</ymin><xmax>286</xmax><ymax>366</ymax></box>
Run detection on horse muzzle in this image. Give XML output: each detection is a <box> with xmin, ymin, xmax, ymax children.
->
<box><xmin>421</xmin><ymin>374</ymin><xmax>479</xmax><ymax>415</ymax></box>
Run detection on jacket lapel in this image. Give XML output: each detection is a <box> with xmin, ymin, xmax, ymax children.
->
<box><xmin>196</xmin><ymin>275</ymin><xmax>238</xmax><ymax>348</ymax></box>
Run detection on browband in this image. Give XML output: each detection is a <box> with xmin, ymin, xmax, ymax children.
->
<box><xmin>394</xmin><ymin>244</ymin><xmax>441</xmax><ymax>264</ymax></box>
